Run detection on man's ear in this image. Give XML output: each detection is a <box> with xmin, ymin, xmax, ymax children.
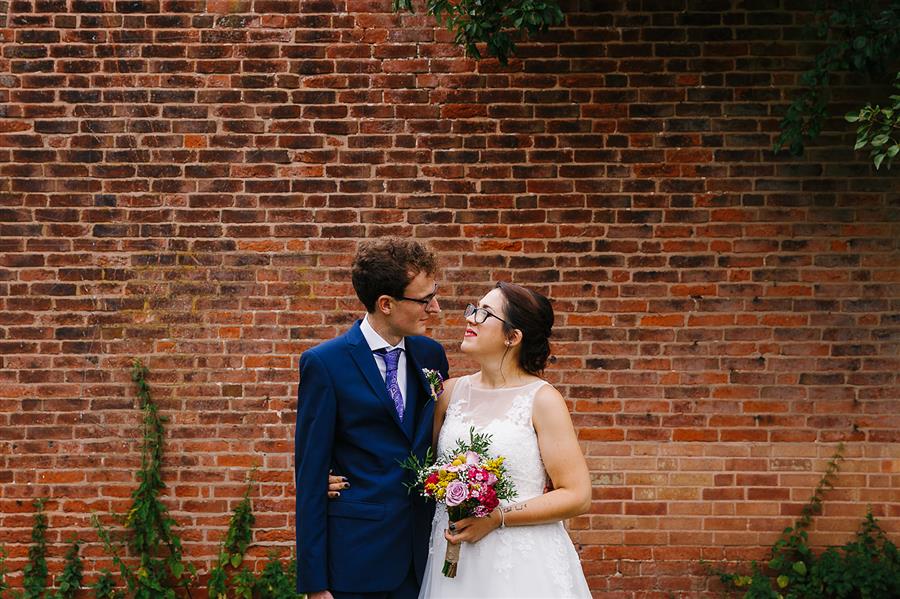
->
<box><xmin>376</xmin><ymin>294</ymin><xmax>393</xmax><ymax>315</ymax></box>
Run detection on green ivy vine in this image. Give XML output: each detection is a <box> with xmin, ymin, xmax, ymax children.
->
<box><xmin>846</xmin><ymin>72</ymin><xmax>900</xmax><ymax>169</ymax></box>
<box><xmin>93</xmin><ymin>359</ymin><xmax>196</xmax><ymax>599</ymax></box>
<box><xmin>0</xmin><ymin>547</ymin><xmax>10</xmax><ymax>597</ymax></box>
<box><xmin>208</xmin><ymin>480</ymin><xmax>256</xmax><ymax>599</ymax></box>
<box><xmin>19</xmin><ymin>499</ymin><xmax>49</xmax><ymax>599</ymax></box>
<box><xmin>708</xmin><ymin>444</ymin><xmax>900</xmax><ymax>598</ymax></box>
<box><xmin>775</xmin><ymin>0</ymin><xmax>900</xmax><ymax>169</ymax></box>
<box><xmin>1</xmin><ymin>360</ymin><xmax>301</xmax><ymax>599</ymax></box>
<box><xmin>91</xmin><ymin>570</ymin><xmax>125</xmax><ymax>599</ymax></box>
<box><xmin>392</xmin><ymin>0</ymin><xmax>564</xmax><ymax>64</ymax></box>
<box><xmin>51</xmin><ymin>540</ymin><xmax>83</xmax><ymax>599</ymax></box>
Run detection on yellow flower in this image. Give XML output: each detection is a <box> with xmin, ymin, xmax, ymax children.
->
<box><xmin>484</xmin><ymin>457</ymin><xmax>504</xmax><ymax>475</ymax></box>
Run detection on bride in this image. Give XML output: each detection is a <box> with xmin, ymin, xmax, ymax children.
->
<box><xmin>419</xmin><ymin>282</ymin><xmax>592</xmax><ymax>598</ymax></box>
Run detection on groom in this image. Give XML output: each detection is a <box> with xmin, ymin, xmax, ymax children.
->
<box><xmin>295</xmin><ymin>238</ymin><xmax>449</xmax><ymax>599</ymax></box>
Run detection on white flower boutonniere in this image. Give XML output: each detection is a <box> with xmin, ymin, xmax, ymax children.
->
<box><xmin>422</xmin><ymin>368</ymin><xmax>444</xmax><ymax>404</ymax></box>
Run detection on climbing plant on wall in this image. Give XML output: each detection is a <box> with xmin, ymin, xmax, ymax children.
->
<box><xmin>775</xmin><ymin>1</ymin><xmax>900</xmax><ymax>169</ymax></box>
<box><xmin>392</xmin><ymin>0</ymin><xmax>564</xmax><ymax>64</ymax></box>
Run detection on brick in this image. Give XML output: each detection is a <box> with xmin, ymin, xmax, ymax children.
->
<box><xmin>0</xmin><ymin>3</ymin><xmax>897</xmax><ymax>595</ymax></box>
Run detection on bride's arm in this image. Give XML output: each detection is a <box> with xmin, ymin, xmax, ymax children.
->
<box><xmin>432</xmin><ymin>377</ymin><xmax>459</xmax><ymax>449</ymax></box>
<box><xmin>445</xmin><ymin>384</ymin><xmax>591</xmax><ymax>544</ymax></box>
<box><xmin>505</xmin><ymin>384</ymin><xmax>592</xmax><ymax>523</ymax></box>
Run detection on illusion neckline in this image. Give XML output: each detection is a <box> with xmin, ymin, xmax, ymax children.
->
<box><xmin>467</xmin><ymin>375</ymin><xmax>546</xmax><ymax>392</ymax></box>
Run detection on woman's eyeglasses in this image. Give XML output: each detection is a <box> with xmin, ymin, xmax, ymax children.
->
<box><xmin>464</xmin><ymin>304</ymin><xmax>513</xmax><ymax>327</ymax></box>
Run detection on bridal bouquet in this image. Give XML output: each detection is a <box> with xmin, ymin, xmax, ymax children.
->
<box><xmin>402</xmin><ymin>428</ymin><xmax>516</xmax><ymax>578</ymax></box>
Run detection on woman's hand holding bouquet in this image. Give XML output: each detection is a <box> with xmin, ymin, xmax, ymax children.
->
<box><xmin>402</xmin><ymin>428</ymin><xmax>516</xmax><ymax>577</ymax></box>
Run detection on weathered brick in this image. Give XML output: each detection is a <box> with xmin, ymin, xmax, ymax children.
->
<box><xmin>0</xmin><ymin>1</ymin><xmax>897</xmax><ymax>595</ymax></box>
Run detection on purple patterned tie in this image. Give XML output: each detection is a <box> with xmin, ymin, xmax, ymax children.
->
<box><xmin>376</xmin><ymin>348</ymin><xmax>404</xmax><ymax>420</ymax></box>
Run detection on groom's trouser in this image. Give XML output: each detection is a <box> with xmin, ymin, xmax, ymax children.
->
<box><xmin>331</xmin><ymin>563</ymin><xmax>418</xmax><ymax>599</ymax></box>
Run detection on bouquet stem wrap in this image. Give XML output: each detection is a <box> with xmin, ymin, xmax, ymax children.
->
<box><xmin>442</xmin><ymin>540</ymin><xmax>460</xmax><ymax>577</ymax></box>
<box><xmin>400</xmin><ymin>429</ymin><xmax>516</xmax><ymax>580</ymax></box>
<box><xmin>443</xmin><ymin>506</ymin><xmax>464</xmax><ymax>577</ymax></box>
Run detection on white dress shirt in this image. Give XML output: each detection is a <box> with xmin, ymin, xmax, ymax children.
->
<box><xmin>360</xmin><ymin>315</ymin><xmax>408</xmax><ymax>410</ymax></box>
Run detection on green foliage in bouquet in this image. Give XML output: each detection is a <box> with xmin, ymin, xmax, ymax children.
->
<box><xmin>443</xmin><ymin>429</ymin><xmax>517</xmax><ymax>504</ymax></box>
<box><xmin>845</xmin><ymin>72</ymin><xmax>900</xmax><ymax>169</ymax></box>
<box><xmin>400</xmin><ymin>427</ymin><xmax>517</xmax><ymax>504</ymax></box>
<box><xmin>708</xmin><ymin>444</ymin><xmax>900</xmax><ymax>598</ymax></box>
<box><xmin>399</xmin><ymin>446</ymin><xmax>435</xmax><ymax>493</ymax></box>
<box><xmin>92</xmin><ymin>359</ymin><xmax>196</xmax><ymax>599</ymax></box>
<box><xmin>775</xmin><ymin>0</ymin><xmax>900</xmax><ymax>163</ymax></box>
<box><xmin>392</xmin><ymin>0</ymin><xmax>564</xmax><ymax>64</ymax></box>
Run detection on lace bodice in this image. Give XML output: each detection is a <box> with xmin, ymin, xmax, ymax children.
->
<box><xmin>421</xmin><ymin>374</ymin><xmax>592</xmax><ymax>598</ymax></box>
<box><xmin>437</xmin><ymin>375</ymin><xmax>549</xmax><ymax>503</ymax></box>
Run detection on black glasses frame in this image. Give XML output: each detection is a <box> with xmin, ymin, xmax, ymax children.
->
<box><xmin>395</xmin><ymin>284</ymin><xmax>438</xmax><ymax>306</ymax></box>
<box><xmin>464</xmin><ymin>304</ymin><xmax>513</xmax><ymax>327</ymax></box>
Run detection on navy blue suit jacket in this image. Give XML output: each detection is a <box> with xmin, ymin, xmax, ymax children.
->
<box><xmin>295</xmin><ymin>320</ymin><xmax>449</xmax><ymax>594</ymax></box>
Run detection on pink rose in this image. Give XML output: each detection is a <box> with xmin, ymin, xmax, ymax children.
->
<box><xmin>445</xmin><ymin>480</ymin><xmax>468</xmax><ymax>507</ymax></box>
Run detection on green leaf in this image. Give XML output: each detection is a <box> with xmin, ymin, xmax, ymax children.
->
<box><xmin>230</xmin><ymin>553</ymin><xmax>243</xmax><ymax>568</ymax></box>
<box><xmin>845</xmin><ymin>112</ymin><xmax>860</xmax><ymax>122</ymax></box>
<box><xmin>874</xmin><ymin>153</ymin><xmax>885</xmax><ymax>169</ymax></box>
<box><xmin>777</xmin><ymin>574</ymin><xmax>790</xmax><ymax>588</ymax></box>
<box><xmin>792</xmin><ymin>560</ymin><xmax>807</xmax><ymax>575</ymax></box>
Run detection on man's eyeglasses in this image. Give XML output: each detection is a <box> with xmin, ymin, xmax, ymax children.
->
<box><xmin>464</xmin><ymin>304</ymin><xmax>513</xmax><ymax>327</ymax></box>
<box><xmin>395</xmin><ymin>284</ymin><xmax>438</xmax><ymax>306</ymax></box>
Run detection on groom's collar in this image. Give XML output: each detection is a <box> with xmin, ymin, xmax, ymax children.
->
<box><xmin>359</xmin><ymin>314</ymin><xmax>406</xmax><ymax>353</ymax></box>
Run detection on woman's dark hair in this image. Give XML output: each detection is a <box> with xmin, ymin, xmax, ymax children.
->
<box><xmin>495</xmin><ymin>281</ymin><xmax>554</xmax><ymax>375</ymax></box>
<box><xmin>352</xmin><ymin>238</ymin><xmax>436</xmax><ymax>312</ymax></box>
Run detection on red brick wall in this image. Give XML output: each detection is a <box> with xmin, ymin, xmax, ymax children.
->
<box><xmin>1</xmin><ymin>0</ymin><xmax>899</xmax><ymax>596</ymax></box>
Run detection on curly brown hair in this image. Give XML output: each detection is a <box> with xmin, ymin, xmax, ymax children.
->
<box><xmin>351</xmin><ymin>238</ymin><xmax>437</xmax><ymax>313</ymax></box>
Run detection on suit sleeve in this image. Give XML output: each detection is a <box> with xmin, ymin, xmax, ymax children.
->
<box><xmin>295</xmin><ymin>350</ymin><xmax>336</xmax><ymax>594</ymax></box>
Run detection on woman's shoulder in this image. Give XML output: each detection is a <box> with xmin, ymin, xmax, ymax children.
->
<box><xmin>441</xmin><ymin>374</ymin><xmax>468</xmax><ymax>394</ymax></box>
<box><xmin>531</xmin><ymin>380</ymin><xmax>566</xmax><ymax>411</ymax></box>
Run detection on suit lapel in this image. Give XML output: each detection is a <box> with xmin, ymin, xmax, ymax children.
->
<box><xmin>345</xmin><ymin>322</ymin><xmax>407</xmax><ymax>435</ymax></box>
<box><xmin>405</xmin><ymin>339</ymin><xmax>436</xmax><ymax>443</ymax></box>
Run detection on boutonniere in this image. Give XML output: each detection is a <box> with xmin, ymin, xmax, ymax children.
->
<box><xmin>422</xmin><ymin>368</ymin><xmax>444</xmax><ymax>404</ymax></box>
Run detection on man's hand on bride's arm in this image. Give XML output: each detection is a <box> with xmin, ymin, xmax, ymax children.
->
<box><xmin>309</xmin><ymin>591</ymin><xmax>334</xmax><ymax>599</ymax></box>
<box><xmin>326</xmin><ymin>472</ymin><xmax>348</xmax><ymax>498</ymax></box>
<box><xmin>443</xmin><ymin>509</ymin><xmax>503</xmax><ymax>545</ymax></box>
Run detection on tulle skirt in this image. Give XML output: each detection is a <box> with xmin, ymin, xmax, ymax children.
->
<box><xmin>418</xmin><ymin>508</ymin><xmax>592</xmax><ymax>599</ymax></box>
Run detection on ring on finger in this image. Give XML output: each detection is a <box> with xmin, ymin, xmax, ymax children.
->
<box><xmin>449</xmin><ymin>522</ymin><xmax>456</xmax><ymax>532</ymax></box>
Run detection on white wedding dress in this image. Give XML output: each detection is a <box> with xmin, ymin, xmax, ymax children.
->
<box><xmin>418</xmin><ymin>375</ymin><xmax>592</xmax><ymax>599</ymax></box>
